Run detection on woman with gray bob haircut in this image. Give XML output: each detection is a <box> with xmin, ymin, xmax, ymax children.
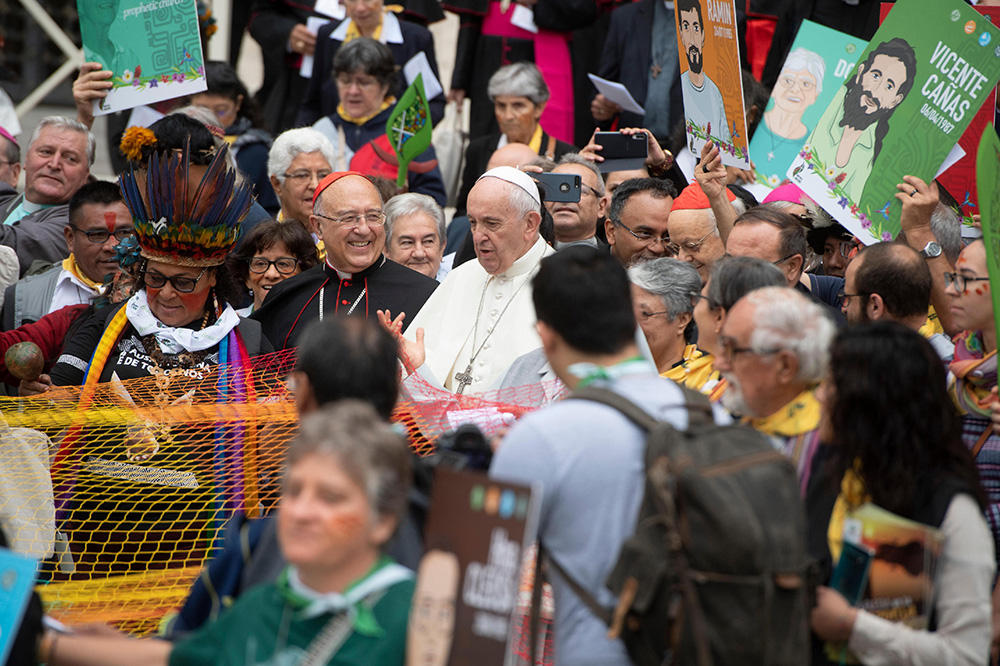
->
<box><xmin>487</xmin><ymin>62</ymin><xmax>550</xmax><ymax>105</ymax></box>
<box><xmin>627</xmin><ymin>257</ymin><xmax>703</xmax><ymax>377</ymax></box>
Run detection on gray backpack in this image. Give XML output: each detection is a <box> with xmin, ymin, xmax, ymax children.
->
<box><xmin>544</xmin><ymin>385</ymin><xmax>815</xmax><ymax>666</ymax></box>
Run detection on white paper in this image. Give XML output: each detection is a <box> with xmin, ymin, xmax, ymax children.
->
<box><xmin>314</xmin><ymin>0</ymin><xmax>346</xmax><ymax>19</ymax></box>
<box><xmin>125</xmin><ymin>104</ymin><xmax>164</xmax><ymax>129</ymax></box>
<box><xmin>299</xmin><ymin>16</ymin><xmax>333</xmax><ymax>79</ymax></box>
<box><xmin>933</xmin><ymin>143</ymin><xmax>966</xmax><ymax>179</ymax></box>
<box><xmin>403</xmin><ymin>51</ymin><xmax>443</xmax><ymax>101</ymax></box>
<box><xmin>446</xmin><ymin>407</ymin><xmax>516</xmax><ymax>436</ymax></box>
<box><xmin>510</xmin><ymin>5</ymin><xmax>539</xmax><ymax>34</ymax></box>
<box><xmin>587</xmin><ymin>74</ymin><xmax>645</xmax><ymax>115</ymax></box>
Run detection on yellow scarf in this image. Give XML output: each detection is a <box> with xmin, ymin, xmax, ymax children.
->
<box><xmin>745</xmin><ymin>387</ymin><xmax>821</xmax><ymax>437</ymax></box>
<box><xmin>336</xmin><ymin>97</ymin><xmax>396</xmax><ymax>126</ymax></box>
<box><xmin>827</xmin><ymin>464</ymin><xmax>870</xmax><ymax>563</ymax></box>
<box><xmin>918</xmin><ymin>305</ymin><xmax>944</xmax><ymax>338</ymax></box>
<box><xmin>62</xmin><ymin>255</ymin><xmax>102</xmax><ymax>291</ymax></box>
<box><xmin>342</xmin><ymin>8</ymin><xmax>400</xmax><ymax>43</ymax></box>
<box><xmin>661</xmin><ymin>345</ymin><xmax>719</xmax><ymax>392</ymax></box>
<box><xmin>526</xmin><ymin>124</ymin><xmax>544</xmax><ymax>154</ymax></box>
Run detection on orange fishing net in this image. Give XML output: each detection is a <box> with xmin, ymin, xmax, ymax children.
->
<box><xmin>0</xmin><ymin>350</ymin><xmax>560</xmax><ymax>636</ymax></box>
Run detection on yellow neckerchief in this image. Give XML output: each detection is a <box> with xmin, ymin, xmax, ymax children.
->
<box><xmin>316</xmin><ymin>239</ymin><xmax>327</xmax><ymax>262</ymax></box>
<box><xmin>62</xmin><ymin>255</ymin><xmax>102</xmax><ymax>291</ymax></box>
<box><xmin>661</xmin><ymin>345</ymin><xmax>718</xmax><ymax>392</ymax></box>
<box><xmin>526</xmin><ymin>124</ymin><xmax>544</xmax><ymax>154</ymax></box>
<box><xmin>276</xmin><ymin>210</ymin><xmax>285</xmax><ymax>223</ymax></box>
<box><xmin>827</xmin><ymin>463</ymin><xmax>870</xmax><ymax>563</ymax></box>
<box><xmin>918</xmin><ymin>305</ymin><xmax>945</xmax><ymax>338</ymax></box>
<box><xmin>343</xmin><ymin>11</ymin><xmax>390</xmax><ymax>42</ymax></box>
<box><xmin>744</xmin><ymin>387</ymin><xmax>821</xmax><ymax>437</ymax></box>
<box><xmin>336</xmin><ymin>97</ymin><xmax>396</xmax><ymax>126</ymax></box>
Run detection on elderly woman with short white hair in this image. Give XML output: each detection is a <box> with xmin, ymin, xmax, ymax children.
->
<box><xmin>267</xmin><ymin>128</ymin><xmax>337</xmax><ymax>233</ymax></box>
<box><xmin>627</xmin><ymin>257</ymin><xmax>703</xmax><ymax>382</ymax></box>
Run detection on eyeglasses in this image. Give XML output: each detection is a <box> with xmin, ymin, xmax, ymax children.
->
<box><xmin>718</xmin><ymin>335</ymin><xmax>782</xmax><ymax>364</ymax></box>
<box><xmin>689</xmin><ymin>291</ymin><xmax>717</xmax><ymax>309</ymax></box>
<box><xmin>335</xmin><ymin>75</ymin><xmax>381</xmax><ymax>89</ymax></box>
<box><xmin>772</xmin><ymin>254</ymin><xmax>797</xmax><ymax>266</ymax></box>
<box><xmin>581</xmin><ymin>183</ymin><xmax>600</xmax><ymax>198</ymax></box>
<box><xmin>837</xmin><ymin>290</ymin><xmax>865</xmax><ymax>308</ymax></box>
<box><xmin>69</xmin><ymin>224</ymin><xmax>136</xmax><ymax>244</ymax></box>
<box><xmin>826</xmin><ymin>240</ymin><xmax>860</xmax><ymax>259</ymax></box>
<box><xmin>249</xmin><ymin>256</ymin><xmax>300</xmax><ymax>274</ymax></box>
<box><xmin>637</xmin><ymin>309</ymin><xmax>670</xmax><ymax>321</ymax></box>
<box><xmin>612</xmin><ymin>219</ymin><xmax>671</xmax><ymax>247</ymax></box>
<box><xmin>314</xmin><ymin>210</ymin><xmax>386</xmax><ymax>228</ymax></box>
<box><xmin>283</xmin><ymin>170</ymin><xmax>332</xmax><ymax>183</ymax></box>
<box><xmin>143</xmin><ymin>267</ymin><xmax>208</xmax><ymax>293</ymax></box>
<box><xmin>944</xmin><ymin>272</ymin><xmax>991</xmax><ymax>293</ymax></box>
<box><xmin>668</xmin><ymin>228</ymin><xmax>717</xmax><ymax>255</ymax></box>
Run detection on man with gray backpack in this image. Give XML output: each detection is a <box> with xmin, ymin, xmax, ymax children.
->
<box><xmin>490</xmin><ymin>245</ymin><xmax>814</xmax><ymax>665</ymax></box>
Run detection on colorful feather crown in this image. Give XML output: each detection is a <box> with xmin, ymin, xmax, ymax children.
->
<box><xmin>119</xmin><ymin>143</ymin><xmax>253</xmax><ymax>267</ymax></box>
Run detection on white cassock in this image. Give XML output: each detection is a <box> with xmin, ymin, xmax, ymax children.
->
<box><xmin>406</xmin><ymin>236</ymin><xmax>555</xmax><ymax>393</ymax></box>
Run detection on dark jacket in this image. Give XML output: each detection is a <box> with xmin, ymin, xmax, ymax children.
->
<box><xmin>0</xmin><ymin>184</ymin><xmax>72</xmax><ymax>277</ymax></box>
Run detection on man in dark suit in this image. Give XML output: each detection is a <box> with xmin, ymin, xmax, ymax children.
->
<box><xmin>591</xmin><ymin>0</ymin><xmax>683</xmax><ymax>144</ymax></box>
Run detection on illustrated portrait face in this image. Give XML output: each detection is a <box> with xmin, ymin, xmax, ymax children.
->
<box><xmin>678</xmin><ymin>1</ymin><xmax>705</xmax><ymax>75</ymax></box>
<box><xmin>841</xmin><ymin>40</ymin><xmax>916</xmax><ymax>132</ymax></box>
<box><xmin>774</xmin><ymin>68</ymin><xmax>820</xmax><ymax>115</ymax></box>
<box><xmin>408</xmin><ymin>550</ymin><xmax>461</xmax><ymax>666</ymax></box>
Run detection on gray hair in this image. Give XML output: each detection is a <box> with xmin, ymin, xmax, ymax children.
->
<box><xmin>333</xmin><ymin>38</ymin><xmax>397</xmax><ymax>90</ymax></box>
<box><xmin>384</xmin><ymin>193</ymin><xmax>446</xmax><ymax>244</ymax></box>
<box><xmin>29</xmin><ymin>116</ymin><xmax>95</xmax><ymax>166</ymax></box>
<box><xmin>478</xmin><ymin>175</ymin><xmax>542</xmax><ymax>219</ymax></box>
<box><xmin>930</xmin><ymin>202</ymin><xmax>962</xmax><ymax>265</ymax></box>
<box><xmin>268</xmin><ymin>128</ymin><xmax>336</xmax><ymax>184</ymax></box>
<box><xmin>743</xmin><ymin>286</ymin><xmax>834</xmax><ymax>384</ymax></box>
<box><xmin>487</xmin><ymin>63</ymin><xmax>550</xmax><ymax>105</ymax></box>
<box><xmin>557</xmin><ymin>153</ymin><xmax>605</xmax><ymax>197</ymax></box>
<box><xmin>288</xmin><ymin>400</ymin><xmax>412</xmax><ymax>529</ymax></box>
<box><xmin>706</xmin><ymin>255</ymin><xmax>787</xmax><ymax>311</ymax></box>
<box><xmin>779</xmin><ymin>48</ymin><xmax>826</xmax><ymax>96</ymax></box>
<box><xmin>628</xmin><ymin>257</ymin><xmax>702</xmax><ymax>321</ymax></box>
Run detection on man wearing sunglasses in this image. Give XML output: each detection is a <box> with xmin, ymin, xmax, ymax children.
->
<box><xmin>1</xmin><ymin>181</ymin><xmax>132</xmax><ymax>332</ymax></box>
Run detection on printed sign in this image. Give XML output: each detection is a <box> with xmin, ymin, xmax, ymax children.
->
<box><xmin>0</xmin><ymin>547</ymin><xmax>37</xmax><ymax>665</ymax></box>
<box><xmin>977</xmin><ymin>124</ymin><xmax>1000</xmax><ymax>337</ymax></box>
<box><xmin>787</xmin><ymin>0</ymin><xmax>1000</xmax><ymax>244</ymax></box>
<box><xmin>78</xmin><ymin>0</ymin><xmax>208</xmax><ymax>116</ymax></box>
<box><xmin>751</xmin><ymin>21</ymin><xmax>868</xmax><ymax>190</ymax></box>
<box><xmin>674</xmin><ymin>0</ymin><xmax>751</xmax><ymax>169</ymax></box>
<box><xmin>408</xmin><ymin>468</ymin><xmax>539</xmax><ymax>666</ymax></box>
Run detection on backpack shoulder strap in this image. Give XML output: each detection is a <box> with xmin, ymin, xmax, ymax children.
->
<box><xmin>570</xmin><ymin>384</ymin><xmax>714</xmax><ymax>430</ymax></box>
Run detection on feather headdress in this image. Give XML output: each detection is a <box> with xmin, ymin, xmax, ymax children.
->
<box><xmin>119</xmin><ymin>142</ymin><xmax>253</xmax><ymax>267</ymax></box>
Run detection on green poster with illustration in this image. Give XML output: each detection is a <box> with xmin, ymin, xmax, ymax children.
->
<box><xmin>750</xmin><ymin>21</ymin><xmax>867</xmax><ymax>190</ymax></box>
<box><xmin>78</xmin><ymin>0</ymin><xmax>207</xmax><ymax>116</ymax></box>
<box><xmin>786</xmin><ymin>0</ymin><xmax>1000</xmax><ymax>244</ymax></box>
<box><xmin>977</xmin><ymin>124</ymin><xmax>1000</xmax><ymax>336</ymax></box>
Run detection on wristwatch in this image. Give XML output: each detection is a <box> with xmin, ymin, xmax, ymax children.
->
<box><xmin>920</xmin><ymin>241</ymin><xmax>942</xmax><ymax>259</ymax></box>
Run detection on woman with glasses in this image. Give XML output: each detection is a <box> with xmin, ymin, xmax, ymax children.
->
<box><xmin>941</xmin><ymin>239</ymin><xmax>1000</xmax><ymax>647</ymax></box>
<box><xmin>41</xmin><ymin>146</ymin><xmax>273</xmax><ymax>579</ymax></box>
<box><xmin>228</xmin><ymin>220</ymin><xmax>320</xmax><ymax>314</ymax></box>
<box><xmin>311</xmin><ymin>38</ymin><xmax>446</xmax><ymax>205</ymax></box>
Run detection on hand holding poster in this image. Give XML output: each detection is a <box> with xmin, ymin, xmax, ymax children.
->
<box><xmin>674</xmin><ymin>0</ymin><xmax>751</xmax><ymax>169</ymax></box>
<box><xmin>750</xmin><ymin>21</ymin><xmax>868</xmax><ymax>190</ymax></box>
<box><xmin>787</xmin><ymin>0</ymin><xmax>1000</xmax><ymax>244</ymax></box>
<box><xmin>78</xmin><ymin>0</ymin><xmax>208</xmax><ymax>116</ymax></box>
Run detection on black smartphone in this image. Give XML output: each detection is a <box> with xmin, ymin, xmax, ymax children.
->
<box><xmin>533</xmin><ymin>172</ymin><xmax>581</xmax><ymax>203</ymax></box>
<box><xmin>829</xmin><ymin>541</ymin><xmax>875</xmax><ymax>606</ymax></box>
<box><xmin>594</xmin><ymin>132</ymin><xmax>648</xmax><ymax>172</ymax></box>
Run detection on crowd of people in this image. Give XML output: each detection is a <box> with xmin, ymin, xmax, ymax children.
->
<box><xmin>2</xmin><ymin>0</ymin><xmax>1000</xmax><ymax>664</ymax></box>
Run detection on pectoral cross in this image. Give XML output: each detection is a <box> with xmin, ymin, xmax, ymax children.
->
<box><xmin>651</xmin><ymin>64</ymin><xmax>662</xmax><ymax>79</ymax></box>
<box><xmin>455</xmin><ymin>364</ymin><xmax>474</xmax><ymax>395</ymax></box>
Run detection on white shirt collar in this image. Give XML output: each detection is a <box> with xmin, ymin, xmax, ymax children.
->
<box><xmin>331</xmin><ymin>11</ymin><xmax>403</xmax><ymax>44</ymax></box>
<box><xmin>496</xmin><ymin>236</ymin><xmax>548</xmax><ymax>278</ymax></box>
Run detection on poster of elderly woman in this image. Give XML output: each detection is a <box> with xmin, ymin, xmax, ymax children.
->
<box><xmin>750</xmin><ymin>21</ymin><xmax>867</xmax><ymax>190</ymax></box>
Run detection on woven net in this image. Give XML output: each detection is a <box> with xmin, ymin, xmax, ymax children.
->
<box><xmin>0</xmin><ymin>350</ymin><xmax>560</xmax><ymax>636</ymax></box>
